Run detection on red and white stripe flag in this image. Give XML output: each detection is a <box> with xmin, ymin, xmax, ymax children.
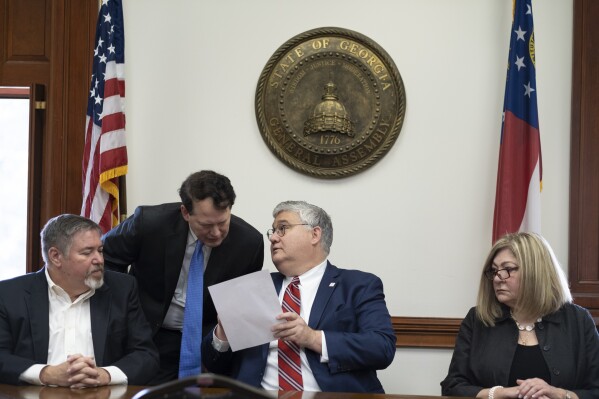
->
<box><xmin>492</xmin><ymin>0</ymin><xmax>542</xmax><ymax>243</ymax></box>
<box><xmin>81</xmin><ymin>0</ymin><xmax>127</xmax><ymax>233</ymax></box>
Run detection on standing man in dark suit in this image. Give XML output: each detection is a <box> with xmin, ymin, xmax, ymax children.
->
<box><xmin>102</xmin><ymin>170</ymin><xmax>264</xmax><ymax>384</ymax></box>
<box><xmin>202</xmin><ymin>200</ymin><xmax>396</xmax><ymax>393</ymax></box>
<box><xmin>0</xmin><ymin>214</ymin><xmax>159</xmax><ymax>387</ymax></box>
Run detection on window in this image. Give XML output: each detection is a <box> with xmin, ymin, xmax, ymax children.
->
<box><xmin>0</xmin><ymin>87</ymin><xmax>30</xmax><ymax>279</ymax></box>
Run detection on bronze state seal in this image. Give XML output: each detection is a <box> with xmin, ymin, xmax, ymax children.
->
<box><xmin>255</xmin><ymin>27</ymin><xmax>406</xmax><ymax>179</ymax></box>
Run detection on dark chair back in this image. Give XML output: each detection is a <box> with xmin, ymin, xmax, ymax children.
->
<box><xmin>132</xmin><ymin>373</ymin><xmax>276</xmax><ymax>399</ymax></box>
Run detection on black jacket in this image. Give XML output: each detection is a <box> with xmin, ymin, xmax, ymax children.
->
<box><xmin>102</xmin><ymin>202</ymin><xmax>264</xmax><ymax>337</ymax></box>
<box><xmin>441</xmin><ymin>303</ymin><xmax>599</xmax><ymax>399</ymax></box>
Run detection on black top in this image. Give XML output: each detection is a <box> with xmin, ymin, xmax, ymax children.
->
<box><xmin>508</xmin><ymin>344</ymin><xmax>551</xmax><ymax>386</ymax></box>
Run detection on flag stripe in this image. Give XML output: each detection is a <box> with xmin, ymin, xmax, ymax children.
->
<box><xmin>82</xmin><ymin>119</ymin><xmax>102</xmax><ymax>217</ymax></box>
<box><xmin>81</xmin><ymin>117</ymin><xmax>95</xmax><ymax>214</ymax></box>
<box><xmin>519</xmin><ymin>159</ymin><xmax>542</xmax><ymax>232</ymax></box>
<box><xmin>99</xmin><ymin>119</ymin><xmax>125</xmax><ymax>146</ymax></box>
<box><xmin>493</xmin><ymin>112</ymin><xmax>541</xmax><ymax>237</ymax></box>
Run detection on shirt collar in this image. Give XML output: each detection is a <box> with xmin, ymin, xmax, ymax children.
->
<box><xmin>44</xmin><ymin>267</ymin><xmax>95</xmax><ymax>303</ymax></box>
<box><xmin>285</xmin><ymin>259</ymin><xmax>328</xmax><ymax>286</ymax></box>
<box><xmin>187</xmin><ymin>228</ymin><xmax>198</xmax><ymax>246</ymax></box>
<box><xmin>495</xmin><ymin>303</ymin><xmax>566</xmax><ymax>325</ymax></box>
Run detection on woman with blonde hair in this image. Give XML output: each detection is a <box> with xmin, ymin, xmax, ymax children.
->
<box><xmin>441</xmin><ymin>232</ymin><xmax>599</xmax><ymax>399</ymax></box>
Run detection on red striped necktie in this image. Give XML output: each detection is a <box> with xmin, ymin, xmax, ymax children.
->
<box><xmin>278</xmin><ymin>276</ymin><xmax>303</xmax><ymax>391</ymax></box>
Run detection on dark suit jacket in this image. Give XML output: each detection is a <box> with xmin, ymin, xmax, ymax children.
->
<box><xmin>202</xmin><ymin>262</ymin><xmax>396</xmax><ymax>393</ymax></box>
<box><xmin>102</xmin><ymin>202</ymin><xmax>264</xmax><ymax>337</ymax></box>
<box><xmin>0</xmin><ymin>269</ymin><xmax>159</xmax><ymax>385</ymax></box>
<box><xmin>441</xmin><ymin>304</ymin><xmax>599</xmax><ymax>399</ymax></box>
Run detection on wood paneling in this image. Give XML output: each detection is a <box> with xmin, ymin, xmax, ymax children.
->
<box><xmin>569</xmin><ymin>0</ymin><xmax>599</xmax><ymax>321</ymax></box>
<box><xmin>393</xmin><ymin>317</ymin><xmax>461</xmax><ymax>349</ymax></box>
<box><xmin>0</xmin><ymin>0</ymin><xmax>51</xmax><ymax>84</ymax></box>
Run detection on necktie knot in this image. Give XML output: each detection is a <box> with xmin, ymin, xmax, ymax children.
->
<box><xmin>282</xmin><ymin>277</ymin><xmax>301</xmax><ymax>315</ymax></box>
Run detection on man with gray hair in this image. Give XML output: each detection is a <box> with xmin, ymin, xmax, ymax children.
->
<box><xmin>202</xmin><ymin>200</ymin><xmax>396</xmax><ymax>393</ymax></box>
<box><xmin>0</xmin><ymin>214</ymin><xmax>159</xmax><ymax>387</ymax></box>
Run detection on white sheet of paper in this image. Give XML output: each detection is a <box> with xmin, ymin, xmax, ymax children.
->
<box><xmin>208</xmin><ymin>270</ymin><xmax>281</xmax><ymax>352</ymax></box>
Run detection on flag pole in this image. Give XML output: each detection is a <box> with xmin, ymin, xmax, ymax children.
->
<box><xmin>119</xmin><ymin>175</ymin><xmax>127</xmax><ymax>222</ymax></box>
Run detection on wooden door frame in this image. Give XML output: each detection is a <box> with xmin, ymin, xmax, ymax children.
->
<box><xmin>0</xmin><ymin>0</ymin><xmax>97</xmax><ymax>272</ymax></box>
<box><xmin>568</xmin><ymin>0</ymin><xmax>599</xmax><ymax>324</ymax></box>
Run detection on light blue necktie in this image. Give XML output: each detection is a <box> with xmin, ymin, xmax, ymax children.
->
<box><xmin>179</xmin><ymin>240</ymin><xmax>204</xmax><ymax>378</ymax></box>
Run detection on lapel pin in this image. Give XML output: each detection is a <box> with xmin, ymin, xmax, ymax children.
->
<box><xmin>329</xmin><ymin>282</ymin><xmax>336</xmax><ymax>287</ymax></box>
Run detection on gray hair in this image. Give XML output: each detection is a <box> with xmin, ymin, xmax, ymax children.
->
<box><xmin>41</xmin><ymin>214</ymin><xmax>102</xmax><ymax>265</ymax></box>
<box><xmin>272</xmin><ymin>201</ymin><xmax>333</xmax><ymax>255</ymax></box>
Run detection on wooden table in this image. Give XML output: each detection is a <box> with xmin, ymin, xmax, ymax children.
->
<box><xmin>0</xmin><ymin>384</ymin><xmax>465</xmax><ymax>399</ymax></box>
<box><xmin>0</xmin><ymin>384</ymin><xmax>144</xmax><ymax>398</ymax></box>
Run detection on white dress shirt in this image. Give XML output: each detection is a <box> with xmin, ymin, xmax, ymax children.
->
<box><xmin>212</xmin><ymin>259</ymin><xmax>330</xmax><ymax>391</ymax></box>
<box><xmin>19</xmin><ymin>268</ymin><xmax>127</xmax><ymax>385</ymax></box>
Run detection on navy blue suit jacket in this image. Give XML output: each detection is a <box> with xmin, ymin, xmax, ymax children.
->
<box><xmin>202</xmin><ymin>262</ymin><xmax>396</xmax><ymax>393</ymax></box>
<box><xmin>0</xmin><ymin>269</ymin><xmax>159</xmax><ymax>385</ymax></box>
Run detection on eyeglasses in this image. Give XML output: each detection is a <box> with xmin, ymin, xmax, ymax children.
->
<box><xmin>484</xmin><ymin>267</ymin><xmax>519</xmax><ymax>281</ymax></box>
<box><xmin>266</xmin><ymin>224</ymin><xmax>309</xmax><ymax>239</ymax></box>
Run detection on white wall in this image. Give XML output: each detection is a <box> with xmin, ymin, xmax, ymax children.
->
<box><xmin>122</xmin><ymin>0</ymin><xmax>573</xmax><ymax>394</ymax></box>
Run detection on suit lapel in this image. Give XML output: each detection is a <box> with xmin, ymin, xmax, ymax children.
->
<box><xmin>163</xmin><ymin>217</ymin><xmax>189</xmax><ymax>305</ymax></box>
<box><xmin>90</xmin><ymin>284</ymin><xmax>111</xmax><ymax>366</ymax></box>
<box><xmin>27</xmin><ymin>270</ymin><xmax>50</xmax><ymax>363</ymax></box>
<box><xmin>203</xmin><ymin>215</ymin><xmax>240</xmax><ymax>287</ymax></box>
<box><xmin>271</xmin><ymin>272</ymin><xmax>284</xmax><ymax>294</ymax></box>
<box><xmin>271</xmin><ymin>265</ymin><xmax>339</xmax><ymax>328</ymax></box>
<box><xmin>203</xmin><ymin>244</ymin><xmax>221</xmax><ymax>288</ymax></box>
<box><xmin>308</xmin><ymin>262</ymin><xmax>339</xmax><ymax>328</ymax></box>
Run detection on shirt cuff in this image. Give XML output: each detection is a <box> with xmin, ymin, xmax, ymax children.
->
<box><xmin>103</xmin><ymin>366</ymin><xmax>128</xmax><ymax>385</ymax></box>
<box><xmin>19</xmin><ymin>364</ymin><xmax>46</xmax><ymax>385</ymax></box>
<box><xmin>212</xmin><ymin>328</ymin><xmax>230</xmax><ymax>352</ymax></box>
<box><xmin>19</xmin><ymin>364</ymin><xmax>127</xmax><ymax>386</ymax></box>
<box><xmin>320</xmin><ymin>331</ymin><xmax>329</xmax><ymax>363</ymax></box>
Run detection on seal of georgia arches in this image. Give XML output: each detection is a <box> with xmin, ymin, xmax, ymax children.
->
<box><xmin>255</xmin><ymin>27</ymin><xmax>406</xmax><ymax>179</ymax></box>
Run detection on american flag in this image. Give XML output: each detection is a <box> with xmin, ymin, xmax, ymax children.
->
<box><xmin>492</xmin><ymin>0</ymin><xmax>542</xmax><ymax>243</ymax></box>
<box><xmin>81</xmin><ymin>0</ymin><xmax>127</xmax><ymax>233</ymax></box>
